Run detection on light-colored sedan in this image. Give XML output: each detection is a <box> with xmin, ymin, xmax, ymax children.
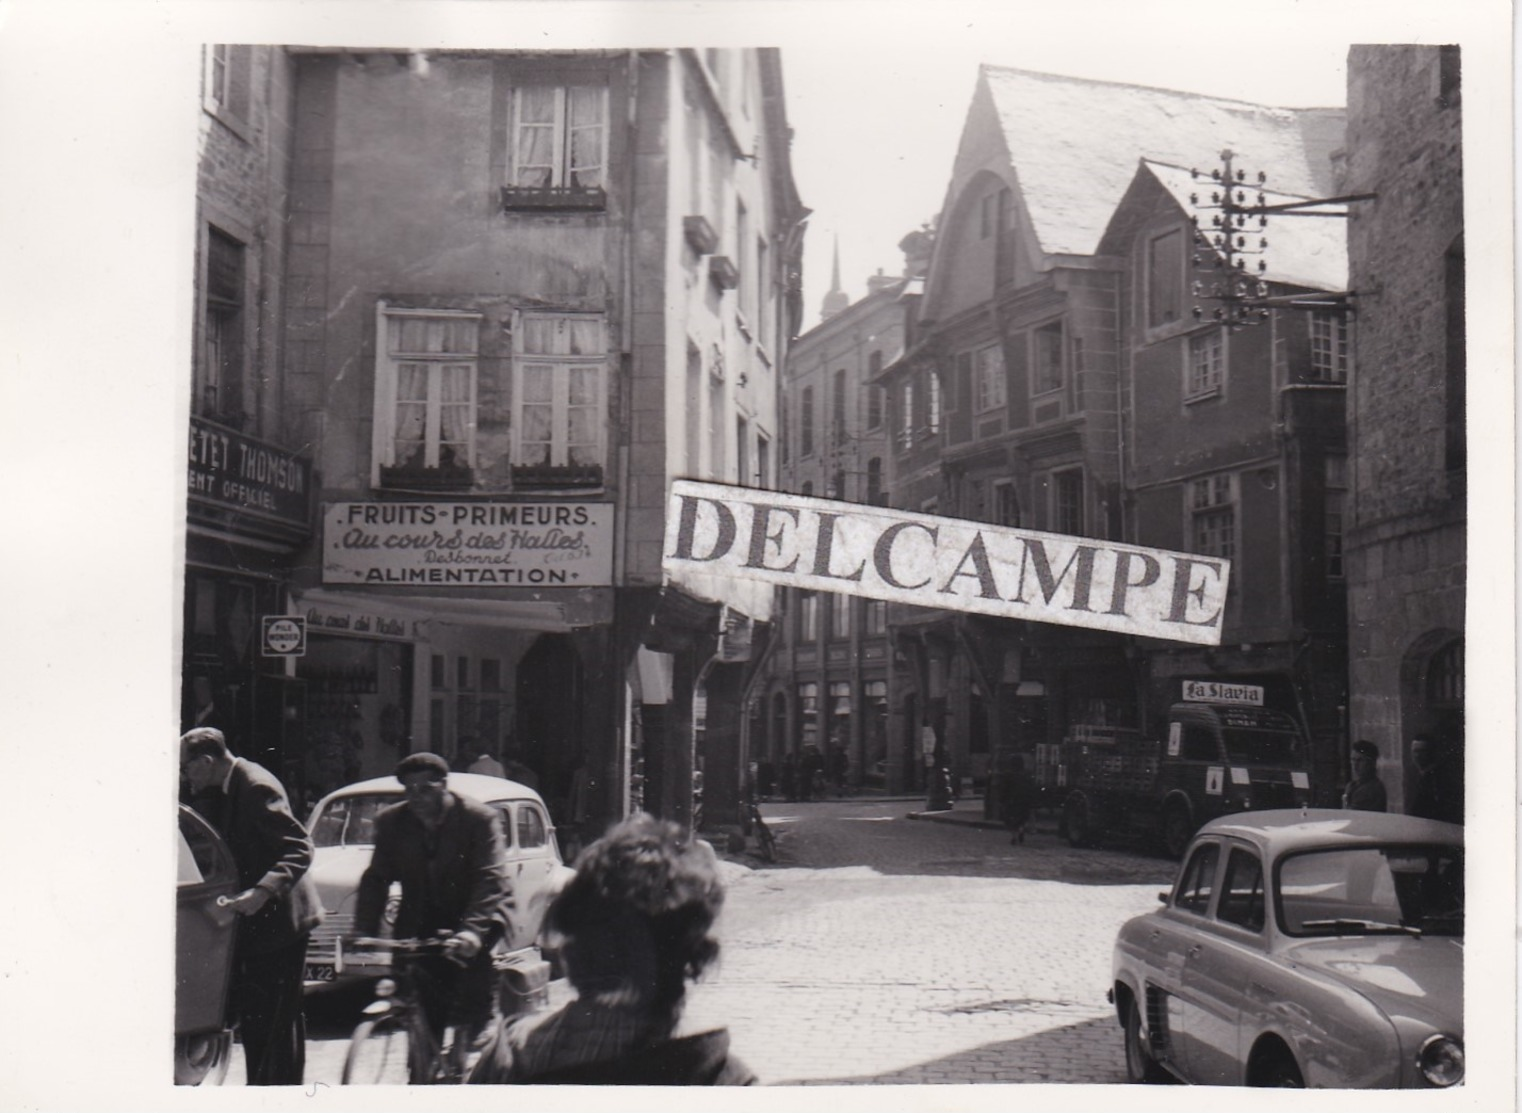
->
<box><xmin>302</xmin><ymin>772</ymin><xmax>574</xmax><ymax>988</ymax></box>
<box><xmin>1110</xmin><ymin>808</ymin><xmax>1463</xmax><ymax>1088</ymax></box>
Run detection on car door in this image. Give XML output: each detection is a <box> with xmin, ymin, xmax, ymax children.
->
<box><xmin>1151</xmin><ymin>839</ymin><xmax>1222</xmax><ymax>1081</ymax></box>
<box><xmin>509</xmin><ymin>800</ymin><xmax>558</xmax><ymax>939</ymax></box>
<box><xmin>489</xmin><ymin>801</ymin><xmax>532</xmax><ymax>952</ymax></box>
<box><xmin>1178</xmin><ymin>842</ymin><xmax>1268</xmax><ymax>1084</ymax></box>
<box><xmin>176</xmin><ymin>806</ymin><xmax>239</xmax><ymax>1037</ymax></box>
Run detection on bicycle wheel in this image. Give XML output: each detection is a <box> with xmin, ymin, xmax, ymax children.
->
<box><xmin>342</xmin><ymin>1016</ymin><xmax>409</xmax><ymax>1085</ymax></box>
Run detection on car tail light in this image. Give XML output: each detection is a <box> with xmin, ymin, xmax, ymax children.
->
<box><xmin>1417</xmin><ymin>1034</ymin><xmax>1464</xmax><ymax>1086</ymax></box>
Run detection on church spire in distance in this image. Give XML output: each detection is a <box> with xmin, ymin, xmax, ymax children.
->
<box><xmin>820</xmin><ymin>234</ymin><xmax>849</xmax><ymax>322</ymax></box>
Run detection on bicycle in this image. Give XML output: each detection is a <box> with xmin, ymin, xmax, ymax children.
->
<box><xmin>340</xmin><ymin>937</ymin><xmax>475</xmax><ymax>1085</ymax></box>
<box><xmin>745</xmin><ymin>799</ymin><xmax>777</xmax><ymax>863</ymax></box>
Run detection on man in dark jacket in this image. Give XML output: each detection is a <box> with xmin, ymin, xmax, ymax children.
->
<box><xmin>1341</xmin><ymin>739</ymin><xmax>1389</xmax><ymax>812</ymax></box>
<box><xmin>180</xmin><ymin>727</ymin><xmax>322</xmax><ymax>1086</ymax></box>
<box><xmin>354</xmin><ymin>752</ymin><xmax>513</xmax><ymax>1053</ymax></box>
<box><xmin>1408</xmin><ymin>734</ymin><xmax>1464</xmax><ymax>824</ymax></box>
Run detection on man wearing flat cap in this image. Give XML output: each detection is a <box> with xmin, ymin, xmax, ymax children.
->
<box><xmin>1341</xmin><ymin>739</ymin><xmax>1389</xmax><ymax>812</ymax></box>
<box><xmin>179</xmin><ymin>726</ymin><xmax>322</xmax><ymax>1085</ymax></box>
<box><xmin>354</xmin><ymin>752</ymin><xmax>513</xmax><ymax>1057</ymax></box>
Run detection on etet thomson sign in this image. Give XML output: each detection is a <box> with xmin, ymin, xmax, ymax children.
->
<box><xmin>663</xmin><ymin>481</ymin><xmax>1230</xmax><ymax>646</ymax></box>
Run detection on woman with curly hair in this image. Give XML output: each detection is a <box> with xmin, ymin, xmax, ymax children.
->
<box><xmin>468</xmin><ymin>813</ymin><xmax>754</xmax><ymax>1085</ymax></box>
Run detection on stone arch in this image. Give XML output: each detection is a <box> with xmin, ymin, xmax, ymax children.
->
<box><xmin>1398</xmin><ymin>628</ymin><xmax>1464</xmax><ymax>809</ymax></box>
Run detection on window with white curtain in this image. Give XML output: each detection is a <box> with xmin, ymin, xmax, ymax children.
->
<box><xmin>973</xmin><ymin>344</ymin><xmax>1006</xmax><ymax>413</ymax></box>
<box><xmin>510</xmin><ymin>86</ymin><xmax>608</xmax><ymax>189</ymax></box>
<box><xmin>373</xmin><ymin>306</ymin><xmax>480</xmax><ymax>482</ymax></box>
<box><xmin>513</xmin><ymin>313</ymin><xmax>607</xmax><ymax>469</ymax></box>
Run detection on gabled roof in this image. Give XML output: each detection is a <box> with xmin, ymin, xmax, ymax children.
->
<box><xmin>1142</xmin><ymin>160</ymin><xmax>1347</xmax><ymax>291</ymax></box>
<box><xmin>981</xmin><ymin>66</ymin><xmax>1343</xmax><ymax>257</ymax></box>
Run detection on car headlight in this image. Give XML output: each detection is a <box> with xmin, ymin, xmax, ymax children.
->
<box><xmin>1417</xmin><ymin>1034</ymin><xmax>1464</xmax><ymax>1086</ymax></box>
<box><xmin>374</xmin><ymin>978</ymin><xmax>398</xmax><ymax>999</ymax></box>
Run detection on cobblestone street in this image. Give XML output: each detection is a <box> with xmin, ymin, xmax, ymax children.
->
<box><xmin>244</xmin><ymin>795</ymin><xmax>1179</xmax><ymax>1088</ymax></box>
<box><xmin>680</xmin><ymin>795</ymin><xmax>1177</xmax><ymax>1084</ymax></box>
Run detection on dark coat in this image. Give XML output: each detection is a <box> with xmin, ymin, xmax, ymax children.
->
<box><xmin>354</xmin><ymin>793</ymin><xmax>512</xmax><ymax>948</ymax></box>
<box><xmin>1409</xmin><ymin>760</ymin><xmax>1464</xmax><ymax>825</ymax></box>
<box><xmin>476</xmin><ymin>1028</ymin><xmax>756</xmax><ymax>1086</ymax></box>
<box><xmin>189</xmin><ymin>759</ymin><xmax>322</xmax><ymax>955</ymax></box>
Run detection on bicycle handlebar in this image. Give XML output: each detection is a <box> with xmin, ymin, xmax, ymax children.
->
<box><xmin>345</xmin><ymin>936</ymin><xmax>452</xmax><ymax>953</ymax></box>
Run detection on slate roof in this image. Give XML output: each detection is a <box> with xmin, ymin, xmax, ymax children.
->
<box><xmin>982</xmin><ymin>66</ymin><xmax>1344</xmax><ymax>257</ymax></box>
<box><xmin>1142</xmin><ymin>160</ymin><xmax>1348</xmax><ymax>291</ymax></box>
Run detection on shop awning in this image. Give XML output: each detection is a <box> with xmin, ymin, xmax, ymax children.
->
<box><xmin>291</xmin><ymin>586</ymin><xmax>612</xmax><ymax>636</ymax></box>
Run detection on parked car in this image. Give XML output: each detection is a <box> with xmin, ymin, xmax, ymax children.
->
<box><xmin>301</xmin><ymin>772</ymin><xmax>574</xmax><ymax>989</ymax></box>
<box><xmin>175</xmin><ymin>804</ymin><xmax>239</xmax><ymax>1085</ymax></box>
<box><xmin>1111</xmin><ymin>808</ymin><xmax>1463</xmax><ymax>1088</ymax></box>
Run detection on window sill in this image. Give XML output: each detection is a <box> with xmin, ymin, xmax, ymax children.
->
<box><xmin>500</xmin><ymin>186</ymin><xmax>607</xmax><ymax>213</ymax></box>
<box><xmin>1184</xmin><ymin>386</ymin><xmax>1223</xmax><ymax>405</ymax></box>
<box><xmin>1144</xmin><ymin>319</ymin><xmax>1195</xmax><ymax>345</ymax></box>
<box><xmin>378</xmin><ymin>464</ymin><xmax>475</xmax><ymax>492</ymax></box>
<box><xmin>511</xmin><ymin>463</ymin><xmax>605</xmax><ymax>489</ymax></box>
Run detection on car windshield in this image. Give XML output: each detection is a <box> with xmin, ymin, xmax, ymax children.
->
<box><xmin>1278</xmin><ymin>844</ymin><xmax>1463</xmax><ymax>937</ymax></box>
<box><xmin>309</xmin><ymin>794</ymin><xmax>394</xmax><ymax>848</ymax></box>
<box><xmin>1221</xmin><ymin>727</ymin><xmax>1300</xmax><ymax>766</ymax></box>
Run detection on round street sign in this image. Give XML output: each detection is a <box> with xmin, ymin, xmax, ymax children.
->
<box><xmin>262</xmin><ymin>616</ymin><xmax>306</xmax><ymax>656</ymax></box>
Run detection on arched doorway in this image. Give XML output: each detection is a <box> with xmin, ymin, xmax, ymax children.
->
<box><xmin>1400</xmin><ymin>630</ymin><xmax>1464</xmax><ymax>811</ymax></box>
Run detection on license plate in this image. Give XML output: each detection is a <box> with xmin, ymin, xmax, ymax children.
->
<box><xmin>304</xmin><ymin>963</ymin><xmax>336</xmax><ymax>983</ymax></box>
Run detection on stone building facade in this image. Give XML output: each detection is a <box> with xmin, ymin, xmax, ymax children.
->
<box><xmin>755</xmin><ymin>255</ymin><xmax>915</xmax><ymax>794</ymax></box>
<box><xmin>184</xmin><ymin>46</ymin><xmax>314</xmax><ymax>781</ymax></box>
<box><xmin>1341</xmin><ymin>45</ymin><xmax>1465</xmax><ymax>814</ymax></box>
<box><xmin>876</xmin><ymin>67</ymin><xmax>1352</xmax><ymax>818</ymax></box>
<box><xmin>182</xmin><ymin>48</ymin><xmax>805</xmax><ymax>838</ymax></box>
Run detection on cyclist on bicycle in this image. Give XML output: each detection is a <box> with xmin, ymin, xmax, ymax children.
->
<box><xmin>351</xmin><ymin>753</ymin><xmax>512</xmax><ymax>1059</ymax></box>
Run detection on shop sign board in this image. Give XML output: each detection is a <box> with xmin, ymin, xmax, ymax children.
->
<box><xmin>322</xmin><ymin>501</ymin><xmax>614</xmax><ymax>587</ymax></box>
<box><xmin>663</xmin><ymin>481</ymin><xmax>1230</xmax><ymax>646</ymax></box>
<box><xmin>189</xmin><ymin>417</ymin><xmax>312</xmax><ymax>528</ymax></box>
<box><xmin>1181</xmin><ymin>680</ymin><xmax>1265</xmax><ymax>706</ymax></box>
<box><xmin>300</xmin><ymin>602</ymin><xmax>413</xmax><ymax>640</ymax></box>
<box><xmin>260</xmin><ymin>616</ymin><xmax>306</xmax><ymax>657</ymax></box>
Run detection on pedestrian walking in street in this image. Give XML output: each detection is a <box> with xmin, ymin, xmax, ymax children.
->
<box><xmin>800</xmin><ymin>745</ymin><xmax>824</xmax><ymax>802</ymax></box>
<box><xmin>779</xmin><ymin>752</ymin><xmax>797</xmax><ymax>801</ymax></box>
<box><xmin>1408</xmin><ymin>734</ymin><xmax>1464</xmax><ymax>824</ymax></box>
<box><xmin>1341</xmin><ymin>739</ymin><xmax>1388</xmax><ymax>812</ymax></box>
<box><xmin>468</xmin><ymin>814</ymin><xmax>754</xmax><ymax>1085</ymax></box>
<box><xmin>1003</xmin><ymin>753</ymin><xmax>1036</xmax><ymax>844</ymax></box>
<box><xmin>353</xmin><ymin>752</ymin><xmax>514</xmax><ymax>1061</ymax></box>
<box><xmin>827</xmin><ymin>742</ymin><xmax>848</xmax><ymax>797</ymax></box>
<box><xmin>179</xmin><ymin>727</ymin><xmax>322</xmax><ymax>1086</ymax></box>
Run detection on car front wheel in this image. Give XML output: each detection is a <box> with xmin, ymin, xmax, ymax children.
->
<box><xmin>1161</xmin><ymin>802</ymin><xmax>1193</xmax><ymax>859</ymax></box>
<box><xmin>1124</xmin><ymin>998</ymin><xmax>1169</xmax><ymax>1084</ymax></box>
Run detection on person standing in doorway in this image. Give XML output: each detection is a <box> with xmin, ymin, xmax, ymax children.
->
<box><xmin>1408</xmin><ymin>734</ymin><xmax>1464</xmax><ymax>824</ymax></box>
<box><xmin>1341</xmin><ymin>739</ymin><xmax>1389</xmax><ymax>812</ymax></box>
<box><xmin>179</xmin><ymin>727</ymin><xmax>322</xmax><ymax>1086</ymax></box>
